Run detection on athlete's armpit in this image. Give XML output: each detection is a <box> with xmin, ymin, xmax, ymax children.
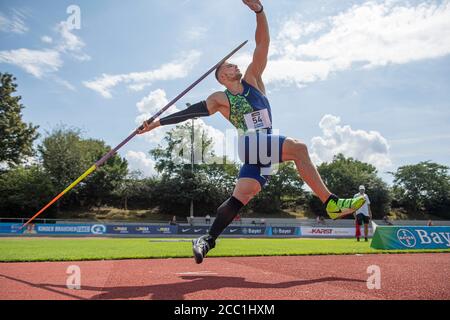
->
<box><xmin>206</xmin><ymin>92</ymin><xmax>230</xmax><ymax>118</ymax></box>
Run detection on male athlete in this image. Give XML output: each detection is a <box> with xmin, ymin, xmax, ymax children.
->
<box><xmin>138</xmin><ymin>0</ymin><xmax>366</xmax><ymax>264</ymax></box>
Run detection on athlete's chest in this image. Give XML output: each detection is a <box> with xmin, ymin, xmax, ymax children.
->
<box><xmin>225</xmin><ymin>90</ymin><xmax>272</xmax><ymax>130</ymax></box>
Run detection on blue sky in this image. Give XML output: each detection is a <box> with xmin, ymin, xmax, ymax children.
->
<box><xmin>1</xmin><ymin>0</ymin><xmax>449</xmax><ymax>184</ymax></box>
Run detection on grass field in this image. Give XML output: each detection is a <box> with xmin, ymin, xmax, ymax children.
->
<box><xmin>0</xmin><ymin>237</ymin><xmax>449</xmax><ymax>262</ymax></box>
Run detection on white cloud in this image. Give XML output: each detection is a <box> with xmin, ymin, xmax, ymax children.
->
<box><xmin>185</xmin><ymin>26</ymin><xmax>208</xmax><ymax>41</ymax></box>
<box><xmin>52</xmin><ymin>77</ymin><xmax>76</xmax><ymax>91</ymax></box>
<box><xmin>310</xmin><ymin>114</ymin><xmax>392</xmax><ymax>169</ymax></box>
<box><xmin>264</xmin><ymin>0</ymin><xmax>450</xmax><ymax>87</ymax></box>
<box><xmin>55</xmin><ymin>22</ymin><xmax>91</xmax><ymax>61</ymax></box>
<box><xmin>0</xmin><ymin>20</ymin><xmax>89</xmax><ymax>82</ymax></box>
<box><xmin>0</xmin><ymin>9</ymin><xmax>28</xmax><ymax>34</ymax></box>
<box><xmin>135</xmin><ymin>89</ymin><xmax>179</xmax><ymax>144</ymax></box>
<box><xmin>83</xmin><ymin>50</ymin><xmax>202</xmax><ymax>98</ymax></box>
<box><xmin>41</xmin><ymin>35</ymin><xmax>53</xmax><ymax>44</ymax></box>
<box><xmin>195</xmin><ymin>118</ymin><xmax>226</xmax><ymax>158</ymax></box>
<box><xmin>276</xmin><ymin>16</ymin><xmax>326</xmax><ymax>42</ymax></box>
<box><xmin>136</xmin><ymin>88</ymin><xmax>176</xmax><ymax>115</ymax></box>
<box><xmin>0</xmin><ymin>49</ymin><xmax>62</xmax><ymax>78</ymax></box>
<box><xmin>125</xmin><ymin>151</ymin><xmax>157</xmax><ymax>177</ymax></box>
<box><xmin>134</xmin><ymin>88</ymin><xmax>226</xmax><ymax>161</ymax></box>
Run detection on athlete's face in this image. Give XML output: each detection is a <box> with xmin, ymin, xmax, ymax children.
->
<box><xmin>219</xmin><ymin>62</ymin><xmax>242</xmax><ymax>82</ymax></box>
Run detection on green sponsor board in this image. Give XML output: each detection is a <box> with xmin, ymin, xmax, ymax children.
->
<box><xmin>371</xmin><ymin>226</ymin><xmax>450</xmax><ymax>250</ymax></box>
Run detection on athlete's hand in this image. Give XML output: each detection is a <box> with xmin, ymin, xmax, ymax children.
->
<box><xmin>137</xmin><ymin>119</ymin><xmax>160</xmax><ymax>135</ymax></box>
<box><xmin>242</xmin><ymin>0</ymin><xmax>263</xmax><ymax>12</ymax></box>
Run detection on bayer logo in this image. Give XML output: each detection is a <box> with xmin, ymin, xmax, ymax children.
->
<box><xmin>397</xmin><ymin>229</ymin><xmax>416</xmax><ymax>248</ymax></box>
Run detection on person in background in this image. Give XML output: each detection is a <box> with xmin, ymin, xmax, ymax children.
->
<box><xmin>315</xmin><ymin>215</ymin><xmax>326</xmax><ymax>225</ymax></box>
<box><xmin>427</xmin><ymin>220</ymin><xmax>433</xmax><ymax>226</ymax></box>
<box><xmin>354</xmin><ymin>185</ymin><xmax>372</xmax><ymax>242</ymax></box>
<box><xmin>205</xmin><ymin>214</ymin><xmax>211</xmax><ymax>225</ymax></box>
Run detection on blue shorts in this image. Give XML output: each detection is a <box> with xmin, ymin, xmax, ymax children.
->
<box><xmin>237</xmin><ymin>132</ymin><xmax>287</xmax><ymax>188</ymax></box>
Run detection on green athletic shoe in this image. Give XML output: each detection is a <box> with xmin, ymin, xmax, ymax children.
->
<box><xmin>325</xmin><ymin>194</ymin><xmax>366</xmax><ymax>220</ymax></box>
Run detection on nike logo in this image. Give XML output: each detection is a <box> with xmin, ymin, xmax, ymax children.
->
<box><xmin>194</xmin><ymin>229</ymin><xmax>202</xmax><ymax>232</ymax></box>
<box><xmin>182</xmin><ymin>229</ymin><xmax>191</xmax><ymax>232</ymax></box>
<box><xmin>229</xmin><ymin>229</ymin><xmax>238</xmax><ymax>233</ymax></box>
<box><xmin>244</xmin><ymin>89</ymin><xmax>250</xmax><ymax>97</ymax></box>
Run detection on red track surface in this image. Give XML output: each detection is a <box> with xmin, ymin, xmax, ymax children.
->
<box><xmin>1</xmin><ymin>253</ymin><xmax>449</xmax><ymax>300</ymax></box>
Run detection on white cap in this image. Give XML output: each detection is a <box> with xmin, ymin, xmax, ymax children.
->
<box><xmin>359</xmin><ymin>185</ymin><xmax>366</xmax><ymax>190</ymax></box>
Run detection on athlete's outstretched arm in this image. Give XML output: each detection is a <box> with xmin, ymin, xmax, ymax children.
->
<box><xmin>243</xmin><ymin>0</ymin><xmax>269</xmax><ymax>78</ymax></box>
<box><xmin>137</xmin><ymin>93</ymin><xmax>222</xmax><ymax>134</ymax></box>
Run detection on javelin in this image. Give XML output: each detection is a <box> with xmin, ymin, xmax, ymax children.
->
<box><xmin>20</xmin><ymin>40</ymin><xmax>248</xmax><ymax>230</ymax></box>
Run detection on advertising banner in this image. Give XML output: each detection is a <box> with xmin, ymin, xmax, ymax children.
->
<box><xmin>300</xmin><ymin>227</ymin><xmax>372</xmax><ymax>238</ymax></box>
<box><xmin>0</xmin><ymin>223</ymin><xmax>23</xmax><ymax>234</ymax></box>
<box><xmin>0</xmin><ymin>223</ymin><xmax>107</xmax><ymax>235</ymax></box>
<box><xmin>106</xmin><ymin>225</ymin><xmax>177</xmax><ymax>235</ymax></box>
<box><xmin>222</xmin><ymin>226</ymin><xmax>267</xmax><ymax>236</ymax></box>
<box><xmin>177</xmin><ymin>226</ymin><xmax>210</xmax><ymax>235</ymax></box>
<box><xmin>267</xmin><ymin>227</ymin><xmax>300</xmax><ymax>236</ymax></box>
<box><xmin>371</xmin><ymin>226</ymin><xmax>450</xmax><ymax>250</ymax></box>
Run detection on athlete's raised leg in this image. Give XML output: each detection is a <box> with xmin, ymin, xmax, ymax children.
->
<box><xmin>193</xmin><ymin>178</ymin><xmax>262</xmax><ymax>264</ymax></box>
<box><xmin>281</xmin><ymin>138</ymin><xmax>331</xmax><ymax>203</ymax></box>
<box><xmin>281</xmin><ymin>138</ymin><xmax>366</xmax><ymax>219</ymax></box>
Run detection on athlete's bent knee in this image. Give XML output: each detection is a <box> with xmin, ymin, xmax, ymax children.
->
<box><xmin>294</xmin><ymin>140</ymin><xmax>308</xmax><ymax>155</ymax></box>
<box><xmin>233</xmin><ymin>192</ymin><xmax>255</xmax><ymax>206</ymax></box>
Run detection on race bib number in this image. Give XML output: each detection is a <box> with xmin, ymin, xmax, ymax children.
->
<box><xmin>244</xmin><ymin>109</ymin><xmax>272</xmax><ymax>130</ymax></box>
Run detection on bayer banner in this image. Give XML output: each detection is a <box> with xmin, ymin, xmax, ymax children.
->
<box><xmin>267</xmin><ymin>227</ymin><xmax>300</xmax><ymax>236</ymax></box>
<box><xmin>222</xmin><ymin>226</ymin><xmax>267</xmax><ymax>236</ymax></box>
<box><xmin>371</xmin><ymin>226</ymin><xmax>450</xmax><ymax>250</ymax></box>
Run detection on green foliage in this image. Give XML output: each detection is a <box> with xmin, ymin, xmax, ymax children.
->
<box><xmin>250</xmin><ymin>162</ymin><xmax>305</xmax><ymax>214</ymax></box>
<box><xmin>153</xmin><ymin>169</ymin><xmax>227</xmax><ymax>216</ymax></box>
<box><xmin>150</xmin><ymin>123</ymin><xmax>216</xmax><ymax>177</ymax></box>
<box><xmin>38</xmin><ymin>127</ymin><xmax>128</xmax><ymax>210</ymax></box>
<box><xmin>150</xmin><ymin>123</ymin><xmax>239</xmax><ymax>216</ymax></box>
<box><xmin>0</xmin><ymin>165</ymin><xmax>54</xmax><ymax>217</ymax></box>
<box><xmin>391</xmin><ymin>161</ymin><xmax>450</xmax><ymax>218</ymax></box>
<box><xmin>0</xmin><ymin>73</ymin><xmax>39</xmax><ymax>166</ymax></box>
<box><xmin>80</xmin><ymin>140</ymin><xmax>128</xmax><ymax>208</ymax></box>
<box><xmin>310</xmin><ymin>154</ymin><xmax>391</xmax><ymax>218</ymax></box>
<box><xmin>1</xmin><ymin>74</ymin><xmax>449</xmax><ymax>220</ymax></box>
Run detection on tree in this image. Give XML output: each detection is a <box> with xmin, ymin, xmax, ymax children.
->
<box><xmin>0</xmin><ymin>165</ymin><xmax>54</xmax><ymax>217</ymax></box>
<box><xmin>0</xmin><ymin>73</ymin><xmax>39</xmax><ymax>166</ymax></box>
<box><xmin>150</xmin><ymin>124</ymin><xmax>239</xmax><ymax>216</ymax></box>
<box><xmin>79</xmin><ymin>139</ymin><xmax>128</xmax><ymax>208</ymax></box>
<box><xmin>309</xmin><ymin>154</ymin><xmax>391</xmax><ymax>218</ymax></box>
<box><xmin>391</xmin><ymin>161</ymin><xmax>450</xmax><ymax>218</ymax></box>
<box><xmin>150</xmin><ymin>123</ymin><xmax>217</xmax><ymax>177</ymax></box>
<box><xmin>250</xmin><ymin>162</ymin><xmax>305</xmax><ymax>214</ymax></box>
<box><xmin>38</xmin><ymin>127</ymin><xmax>128</xmax><ymax>211</ymax></box>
